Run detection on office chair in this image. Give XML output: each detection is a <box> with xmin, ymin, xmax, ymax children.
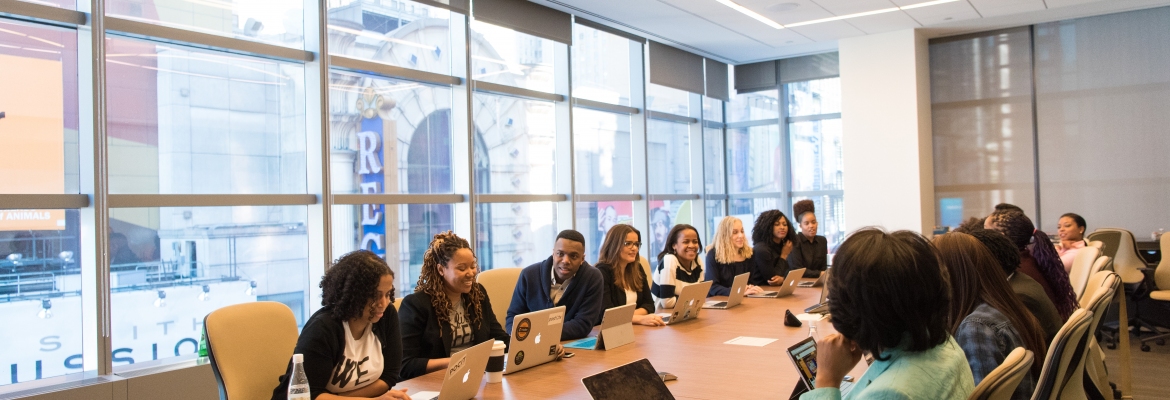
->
<box><xmin>1138</xmin><ymin>232</ymin><xmax>1170</xmax><ymax>352</ymax></box>
<box><xmin>205</xmin><ymin>301</ymin><xmax>299</xmax><ymax>400</ymax></box>
<box><xmin>968</xmin><ymin>347</ymin><xmax>1033</xmax><ymax>400</ymax></box>
<box><xmin>1078</xmin><ymin>272</ymin><xmax>1120</xmax><ymax>400</ymax></box>
<box><xmin>394</xmin><ymin>297</ymin><xmax>402</xmax><ymax>310</ymax></box>
<box><xmin>1088</xmin><ymin>229</ymin><xmax>1155</xmax><ymax>347</ymax></box>
<box><xmin>1069</xmin><ymin>246</ymin><xmax>1101</xmax><ymax>302</ymax></box>
<box><xmin>1031</xmin><ymin>308</ymin><xmax>1093</xmax><ymax>400</ymax></box>
<box><xmin>1088</xmin><ymin>240</ymin><xmax>1104</xmax><ymax>250</ymax></box>
<box><xmin>478</xmin><ymin>267</ymin><xmax>522</xmax><ymax>327</ymax></box>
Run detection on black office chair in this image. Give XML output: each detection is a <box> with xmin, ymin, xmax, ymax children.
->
<box><xmin>1089</xmin><ymin>229</ymin><xmax>1159</xmax><ymax>349</ymax></box>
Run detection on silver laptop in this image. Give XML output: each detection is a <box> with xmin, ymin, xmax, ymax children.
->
<box><xmin>504</xmin><ymin>306</ymin><xmax>566</xmax><ymax>374</ymax></box>
<box><xmin>748</xmin><ymin>268</ymin><xmax>805</xmax><ymax>298</ymax></box>
<box><xmin>411</xmin><ymin>339</ymin><xmax>493</xmax><ymax>400</ymax></box>
<box><xmin>564</xmin><ymin>304</ymin><xmax>637</xmax><ymax>350</ymax></box>
<box><xmin>704</xmin><ymin>272</ymin><xmax>749</xmax><ymax>309</ymax></box>
<box><xmin>582</xmin><ymin>358</ymin><xmax>676</xmax><ymax>400</ymax></box>
<box><xmin>660</xmin><ymin>280</ymin><xmax>713</xmax><ymax>325</ymax></box>
<box><xmin>799</xmin><ymin>268</ymin><xmax>830</xmax><ymax>288</ymax></box>
<box><xmin>805</xmin><ymin>280</ymin><xmax>831</xmax><ymax>314</ymax></box>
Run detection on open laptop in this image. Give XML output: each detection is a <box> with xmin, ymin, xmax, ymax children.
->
<box><xmin>799</xmin><ymin>268</ymin><xmax>830</xmax><ymax>288</ymax></box>
<box><xmin>805</xmin><ymin>281</ymin><xmax>831</xmax><ymax>314</ymax></box>
<box><xmin>657</xmin><ymin>280</ymin><xmax>712</xmax><ymax>325</ymax></box>
<box><xmin>748</xmin><ymin>268</ymin><xmax>806</xmax><ymax>298</ymax></box>
<box><xmin>582</xmin><ymin>358</ymin><xmax>675</xmax><ymax>400</ymax></box>
<box><xmin>504</xmin><ymin>306</ymin><xmax>566</xmax><ymax>375</ymax></box>
<box><xmin>703</xmin><ymin>273</ymin><xmax>749</xmax><ymax>309</ymax></box>
<box><xmin>786</xmin><ymin>336</ymin><xmax>853</xmax><ymax>399</ymax></box>
<box><xmin>411</xmin><ymin>339</ymin><xmax>493</xmax><ymax>400</ymax></box>
<box><xmin>564</xmin><ymin>304</ymin><xmax>636</xmax><ymax>350</ymax></box>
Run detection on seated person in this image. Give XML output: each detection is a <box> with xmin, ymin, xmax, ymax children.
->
<box><xmin>1054</xmin><ymin>213</ymin><xmax>1088</xmax><ymax>273</ymax></box>
<box><xmin>399</xmin><ymin>232</ymin><xmax>510</xmax><ymax>380</ymax></box>
<box><xmin>272</xmin><ymin>251</ymin><xmax>409</xmax><ymax>400</ymax></box>
<box><xmin>596</xmin><ymin>224</ymin><xmax>664</xmax><ymax>326</ymax></box>
<box><xmin>751</xmin><ymin>210</ymin><xmax>796</xmax><ymax>286</ymax></box>
<box><xmin>705</xmin><ymin>216</ymin><xmax>764</xmax><ymax>297</ymax></box>
<box><xmin>935</xmin><ymin>232</ymin><xmax>1047</xmax><ymax>400</ymax></box>
<box><xmin>788</xmin><ymin>200</ymin><xmax>828</xmax><ymax>278</ymax></box>
<box><xmin>802</xmin><ymin>229</ymin><xmax>974</xmax><ymax>400</ymax></box>
<box><xmin>986</xmin><ymin>210</ymin><xmax>1078</xmax><ymax>320</ymax></box>
<box><xmin>506</xmin><ymin>230</ymin><xmax>604</xmax><ymax>341</ymax></box>
<box><xmin>968</xmin><ymin>229</ymin><xmax>1063</xmax><ymax>342</ymax></box>
<box><xmin>652</xmin><ymin>224</ymin><xmax>704</xmax><ymax>308</ymax></box>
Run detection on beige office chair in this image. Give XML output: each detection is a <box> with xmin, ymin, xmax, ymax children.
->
<box><xmin>394</xmin><ymin>297</ymin><xmax>402</xmax><ymax>310</ymax></box>
<box><xmin>640</xmin><ymin>256</ymin><xmax>653</xmax><ymax>291</ymax></box>
<box><xmin>1069</xmin><ymin>246</ymin><xmax>1101</xmax><ymax>301</ymax></box>
<box><xmin>1031</xmin><ymin>308</ymin><xmax>1093</xmax><ymax>400</ymax></box>
<box><xmin>1090</xmin><ymin>256</ymin><xmax>1111</xmax><ymax>276</ymax></box>
<box><xmin>1088</xmin><ymin>240</ymin><xmax>1104</xmax><ymax>250</ymax></box>
<box><xmin>1079</xmin><ymin>272</ymin><xmax>1120</xmax><ymax>400</ymax></box>
<box><xmin>1138</xmin><ymin>232</ymin><xmax>1170</xmax><ymax>352</ymax></box>
<box><xmin>478</xmin><ymin>267</ymin><xmax>522</xmax><ymax>327</ymax></box>
<box><xmin>968</xmin><ymin>347</ymin><xmax>1034</xmax><ymax>400</ymax></box>
<box><xmin>1086</xmin><ymin>229</ymin><xmax>1143</xmax><ymax>284</ymax></box>
<box><xmin>205</xmin><ymin>301</ymin><xmax>299</xmax><ymax>400</ymax></box>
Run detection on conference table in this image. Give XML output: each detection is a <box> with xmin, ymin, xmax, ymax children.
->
<box><xmin>398</xmin><ymin>280</ymin><xmax>870</xmax><ymax>399</ymax></box>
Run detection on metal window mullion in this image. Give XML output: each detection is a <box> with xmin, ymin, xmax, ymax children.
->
<box><xmin>463</xmin><ymin>13</ymin><xmax>478</xmax><ymax>252</ymax></box>
<box><xmin>0</xmin><ymin>0</ymin><xmax>87</xmax><ymax>26</ymax></box>
<box><xmin>472</xmin><ymin>80</ymin><xmax>564</xmax><ymax>102</ymax></box>
<box><xmin>786</xmin><ymin>113</ymin><xmax>841</xmax><ymax>123</ymax></box>
<box><xmin>633</xmin><ymin>40</ymin><xmax>650</xmax><ymax>259</ymax></box>
<box><xmin>0</xmin><ymin>194</ymin><xmax>90</xmax><ymax>209</ymax></box>
<box><xmin>779</xmin><ymin>83</ymin><xmax>792</xmax><ymax>212</ymax></box>
<box><xmin>306</xmin><ymin>0</ymin><xmax>331</xmax><ymax>315</ymax></box>
<box><xmin>647</xmin><ymin>110</ymin><xmax>698</xmax><ymax>124</ymax></box>
<box><xmin>557</xmin><ymin>39</ymin><xmax>575</xmax><ymax>233</ymax></box>
<box><xmin>726</xmin><ymin>119</ymin><xmax>776</xmax><ymax>129</ymax></box>
<box><xmin>80</xmin><ymin>0</ymin><xmax>112</xmax><ymax>376</ymax></box>
<box><xmin>331</xmin><ymin>55</ymin><xmax>462</xmax><ymax>87</ymax></box>
<box><xmin>333</xmin><ymin>194</ymin><xmax>466</xmax><ymax>205</ymax></box>
<box><xmin>103</xmin><ymin>16</ymin><xmax>313</xmax><ymax>63</ymax></box>
<box><xmin>575</xmin><ymin>194</ymin><xmax>643</xmax><ymax>202</ymax></box>
<box><xmin>572</xmin><ymin>97</ymin><xmax>639</xmax><ymax>115</ymax></box>
<box><xmin>477</xmin><ymin>194</ymin><xmax>568</xmax><ymax>203</ymax></box>
<box><xmin>107</xmin><ymin>194</ymin><xmax>318</xmax><ymax>207</ymax></box>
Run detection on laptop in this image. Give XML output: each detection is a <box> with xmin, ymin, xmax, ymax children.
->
<box><xmin>657</xmin><ymin>280</ymin><xmax>713</xmax><ymax>325</ymax></box>
<box><xmin>703</xmin><ymin>273</ymin><xmax>749</xmax><ymax>309</ymax></box>
<box><xmin>786</xmin><ymin>336</ymin><xmax>853</xmax><ymax>399</ymax></box>
<box><xmin>582</xmin><ymin>358</ymin><xmax>676</xmax><ymax>400</ymax></box>
<box><xmin>504</xmin><ymin>306</ymin><xmax>566</xmax><ymax>374</ymax></box>
<box><xmin>564</xmin><ymin>304</ymin><xmax>636</xmax><ymax>350</ymax></box>
<box><xmin>748</xmin><ymin>268</ymin><xmax>806</xmax><ymax>298</ymax></box>
<box><xmin>411</xmin><ymin>339</ymin><xmax>493</xmax><ymax>400</ymax></box>
<box><xmin>805</xmin><ymin>281</ymin><xmax>831</xmax><ymax>314</ymax></box>
<box><xmin>798</xmin><ymin>268</ymin><xmax>830</xmax><ymax>288</ymax></box>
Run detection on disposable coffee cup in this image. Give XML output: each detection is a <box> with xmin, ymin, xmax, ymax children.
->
<box><xmin>486</xmin><ymin>340</ymin><xmax>506</xmax><ymax>383</ymax></box>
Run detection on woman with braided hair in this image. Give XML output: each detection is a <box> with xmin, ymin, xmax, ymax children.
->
<box><xmin>398</xmin><ymin>231</ymin><xmax>509</xmax><ymax>380</ymax></box>
<box><xmin>985</xmin><ymin>210</ymin><xmax>1078</xmax><ymax>320</ymax></box>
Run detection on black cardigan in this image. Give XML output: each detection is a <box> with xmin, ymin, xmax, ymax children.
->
<box><xmin>751</xmin><ymin>240</ymin><xmax>788</xmax><ymax>285</ymax></box>
<box><xmin>271</xmin><ymin>306</ymin><xmax>402</xmax><ymax>400</ymax></box>
<box><xmin>397</xmin><ymin>285</ymin><xmax>510</xmax><ymax>381</ymax></box>
<box><xmin>788</xmin><ymin>235</ymin><xmax>828</xmax><ymax>278</ymax></box>
<box><xmin>595</xmin><ymin>262</ymin><xmax>656</xmax><ymax>316</ymax></box>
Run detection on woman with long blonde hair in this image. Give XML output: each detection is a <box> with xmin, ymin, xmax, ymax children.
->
<box><xmin>704</xmin><ymin>216</ymin><xmax>763</xmax><ymax>297</ymax></box>
<box><xmin>596</xmin><ymin>224</ymin><xmax>664</xmax><ymax>326</ymax></box>
<box><xmin>398</xmin><ymin>231</ymin><xmax>508</xmax><ymax>380</ymax></box>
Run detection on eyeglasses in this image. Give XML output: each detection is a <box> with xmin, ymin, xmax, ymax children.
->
<box><xmin>623</xmin><ymin>241</ymin><xmax>642</xmax><ymax>248</ymax></box>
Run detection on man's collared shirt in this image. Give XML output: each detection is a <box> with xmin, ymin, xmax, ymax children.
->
<box><xmin>550</xmin><ymin>266</ymin><xmax>573</xmax><ymax>304</ymax></box>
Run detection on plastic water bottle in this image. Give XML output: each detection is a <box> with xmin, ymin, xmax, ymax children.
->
<box><xmin>288</xmin><ymin>354</ymin><xmax>310</xmax><ymax>400</ymax></box>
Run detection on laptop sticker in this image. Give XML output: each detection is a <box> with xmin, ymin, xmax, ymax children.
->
<box><xmin>549</xmin><ymin>345</ymin><xmax>558</xmax><ymax>356</ymax></box>
<box><xmin>548</xmin><ymin>310</ymin><xmax>565</xmax><ymax>325</ymax></box>
<box><xmin>448</xmin><ymin>354</ymin><xmax>467</xmax><ymax>377</ymax></box>
<box><xmin>516</xmin><ymin>318</ymin><xmax>532</xmax><ymax>341</ymax></box>
<box><xmin>514</xmin><ymin>350</ymin><xmax>525</xmax><ymax>365</ymax></box>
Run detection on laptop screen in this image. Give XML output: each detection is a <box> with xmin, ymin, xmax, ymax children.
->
<box><xmin>787</xmin><ymin>337</ymin><xmax>819</xmax><ymax>388</ymax></box>
<box><xmin>582</xmin><ymin>358</ymin><xmax>675</xmax><ymax>400</ymax></box>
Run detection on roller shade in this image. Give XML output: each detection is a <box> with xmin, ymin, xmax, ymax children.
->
<box><xmin>779</xmin><ymin>52</ymin><xmax>839</xmax><ymax>83</ymax></box>
<box><xmin>733</xmin><ymin>60</ymin><xmax>776</xmax><ymax>93</ymax></box>
<box><xmin>705</xmin><ymin>59</ymin><xmax>729</xmax><ymax>101</ymax></box>
<box><xmin>415</xmin><ymin>0</ymin><xmax>468</xmax><ymax>14</ymax></box>
<box><xmin>473</xmin><ymin>0</ymin><xmax>572</xmax><ymax>45</ymax></box>
<box><xmin>649</xmin><ymin>41</ymin><xmax>704</xmax><ymax>94</ymax></box>
<box><xmin>576</xmin><ymin>18</ymin><xmax>646</xmax><ymax>44</ymax></box>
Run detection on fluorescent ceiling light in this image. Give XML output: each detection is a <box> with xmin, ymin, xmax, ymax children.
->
<box><xmin>716</xmin><ymin>0</ymin><xmax>959</xmax><ymax>30</ymax></box>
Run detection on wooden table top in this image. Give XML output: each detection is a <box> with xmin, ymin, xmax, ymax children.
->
<box><xmin>398</xmin><ymin>281</ymin><xmax>868</xmax><ymax>399</ymax></box>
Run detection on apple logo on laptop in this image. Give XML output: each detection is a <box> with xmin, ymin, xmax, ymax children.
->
<box><xmin>535</xmin><ymin>333</ymin><xmax>542</xmax><ymax>344</ymax></box>
<box><xmin>737</xmin><ymin>287</ymin><xmax>743</xmax><ymax>294</ymax></box>
<box><xmin>790</xmin><ymin>281</ymin><xmax>796</xmax><ymax>286</ymax></box>
<box><xmin>462</xmin><ymin>370</ymin><xmax>470</xmax><ymax>383</ymax></box>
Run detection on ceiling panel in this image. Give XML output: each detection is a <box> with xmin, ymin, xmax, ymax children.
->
<box><xmin>969</xmin><ymin>0</ymin><xmax>1047</xmax><ymax>17</ymax></box>
<box><xmin>786</xmin><ymin>20</ymin><xmax>867</xmax><ymax>42</ymax></box>
<box><xmin>899</xmin><ymin>0</ymin><xmax>982</xmax><ymax>25</ymax></box>
<box><xmin>846</xmin><ymin>10</ymin><xmax>922</xmax><ymax>34</ymax></box>
<box><xmin>733</xmin><ymin>0</ymin><xmax>838</xmax><ymax>25</ymax></box>
<box><xmin>1046</xmin><ymin>0</ymin><xmax>1108</xmax><ymax>8</ymax></box>
<box><xmin>812</xmin><ymin>0</ymin><xmax>902</xmax><ymax>16</ymax></box>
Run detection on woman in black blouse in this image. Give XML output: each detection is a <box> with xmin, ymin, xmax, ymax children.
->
<box><xmin>788</xmin><ymin>199</ymin><xmax>828</xmax><ymax>278</ymax></box>
<box><xmin>705</xmin><ymin>216</ymin><xmax>764</xmax><ymax>297</ymax></box>
<box><xmin>399</xmin><ymin>231</ymin><xmax>509</xmax><ymax>381</ymax></box>
<box><xmin>751</xmin><ymin>210</ymin><xmax>795</xmax><ymax>286</ymax></box>
<box><xmin>597</xmin><ymin>224</ymin><xmax>665</xmax><ymax>326</ymax></box>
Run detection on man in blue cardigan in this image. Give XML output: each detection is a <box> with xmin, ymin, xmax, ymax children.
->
<box><xmin>506</xmin><ymin>229</ymin><xmax>604</xmax><ymax>341</ymax></box>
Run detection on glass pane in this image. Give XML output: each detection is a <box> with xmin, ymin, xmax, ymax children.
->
<box><xmin>786</xmin><ymin>78</ymin><xmax>840</xmax><ymax>117</ymax></box>
<box><xmin>705</xmin><ymin>200</ymin><xmax>725</xmax><ymax>243</ymax></box>
<box><xmin>329</xmin><ymin>70</ymin><xmax>453</xmax><ymax>194</ymax></box>
<box><xmin>331</xmin><ymin>204</ymin><xmax>452</xmax><ymax>297</ymax></box>
<box><xmin>106</xmin><ymin>0</ymin><xmax>304</xmax><ymax>49</ymax></box>
<box><xmin>0</xmin><ymin>20</ymin><xmax>79</xmax><ymax>194</ymax></box>
<box><xmin>789</xmin><ymin>119</ymin><xmax>843</xmax><ymax>192</ymax></box>
<box><xmin>703</xmin><ymin>127</ymin><xmax>725</xmax><ymax>195</ymax></box>
<box><xmin>729</xmin><ymin>197</ymin><xmax>782</xmax><ymax>232</ymax></box>
<box><xmin>470</xmin><ymin>20</ymin><xmax>556</xmax><ymax>93</ymax></box>
<box><xmin>791</xmin><ymin>195</ymin><xmax>845</xmax><ymax>250</ymax></box>
<box><xmin>108</xmin><ymin>206</ymin><xmax>308</xmax><ymax>367</ymax></box>
<box><xmin>575</xmin><ymin>201</ymin><xmax>633</xmax><ymax>264</ymax></box>
<box><xmin>574</xmin><ymin>108</ymin><xmax>631</xmax><ymax>195</ymax></box>
<box><xmin>472</xmin><ymin>93</ymin><xmax>556</xmax><ymax>194</ymax></box>
<box><xmin>478</xmin><ymin>202</ymin><xmax>556</xmax><ymax>269</ymax></box>
<box><xmin>703</xmin><ymin>96</ymin><xmax>723</xmax><ymax>123</ymax></box>
<box><xmin>106</xmin><ymin>38</ymin><xmax>307</xmax><ymax>195</ymax></box>
<box><xmin>572</xmin><ymin>24</ymin><xmax>632</xmax><ymax>106</ymax></box>
<box><xmin>327</xmin><ymin>0</ymin><xmax>453</xmax><ymax>76</ymax></box>
<box><xmin>728</xmin><ymin>88</ymin><xmax>778</xmax><ymax>123</ymax></box>
<box><xmin>727</xmin><ymin>125</ymin><xmax>781</xmax><ymax>194</ymax></box>
<box><xmin>647</xmin><ymin>120</ymin><xmax>691</xmax><ymax>194</ymax></box>
<box><xmin>1</xmin><ymin>210</ymin><xmax>83</xmax><ymax>385</ymax></box>
<box><xmin>646</xmin><ymin>83</ymin><xmax>689</xmax><ymax>116</ymax></box>
<box><xmin>648</xmin><ymin>199</ymin><xmax>696</xmax><ymax>269</ymax></box>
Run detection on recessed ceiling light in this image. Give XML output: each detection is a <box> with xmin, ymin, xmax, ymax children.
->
<box><xmin>767</xmin><ymin>2</ymin><xmax>800</xmax><ymax>12</ymax></box>
<box><xmin>716</xmin><ymin>0</ymin><xmax>784</xmax><ymax>29</ymax></box>
<box><xmin>716</xmin><ymin>0</ymin><xmax>959</xmax><ymax>29</ymax></box>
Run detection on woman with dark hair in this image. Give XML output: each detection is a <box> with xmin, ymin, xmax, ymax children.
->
<box><xmin>1055</xmin><ymin>213</ymin><xmax>1088</xmax><ymax>273</ymax></box>
<box><xmin>985</xmin><ymin>210</ymin><xmax>1078</xmax><ymax>320</ymax></box>
<box><xmin>751</xmin><ymin>210</ymin><xmax>795</xmax><ymax>286</ymax></box>
<box><xmin>803</xmin><ymin>228</ymin><xmax>973</xmax><ymax>400</ymax></box>
<box><xmin>968</xmin><ymin>229</ymin><xmax>1063</xmax><ymax>341</ymax></box>
<box><xmin>935</xmin><ymin>233</ymin><xmax>1047</xmax><ymax>399</ymax></box>
<box><xmin>788</xmin><ymin>200</ymin><xmax>827</xmax><ymax>278</ymax></box>
<box><xmin>597</xmin><ymin>224</ymin><xmax>665</xmax><ymax>326</ymax></box>
<box><xmin>272</xmin><ymin>250</ymin><xmax>409</xmax><ymax>400</ymax></box>
<box><xmin>652</xmin><ymin>224</ymin><xmax>703</xmax><ymax>308</ymax></box>
<box><xmin>399</xmin><ymin>231</ymin><xmax>509</xmax><ymax>380</ymax></box>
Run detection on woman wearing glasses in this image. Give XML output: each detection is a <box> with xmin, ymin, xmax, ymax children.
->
<box><xmin>398</xmin><ymin>231</ymin><xmax>510</xmax><ymax>380</ymax></box>
<box><xmin>596</xmin><ymin>224</ymin><xmax>665</xmax><ymax>326</ymax></box>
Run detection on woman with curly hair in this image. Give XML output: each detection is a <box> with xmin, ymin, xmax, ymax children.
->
<box><xmin>751</xmin><ymin>210</ymin><xmax>795</xmax><ymax>286</ymax></box>
<box><xmin>398</xmin><ymin>231</ymin><xmax>509</xmax><ymax>380</ymax></box>
<box><xmin>597</xmin><ymin>224</ymin><xmax>664</xmax><ymax>326</ymax></box>
<box><xmin>985</xmin><ymin>210</ymin><xmax>1078</xmax><ymax>320</ymax></box>
<box><xmin>272</xmin><ymin>250</ymin><xmax>409</xmax><ymax>400</ymax></box>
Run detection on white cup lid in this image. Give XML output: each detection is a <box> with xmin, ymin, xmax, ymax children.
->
<box><xmin>293</xmin><ymin>354</ymin><xmax>303</xmax><ymax>363</ymax></box>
